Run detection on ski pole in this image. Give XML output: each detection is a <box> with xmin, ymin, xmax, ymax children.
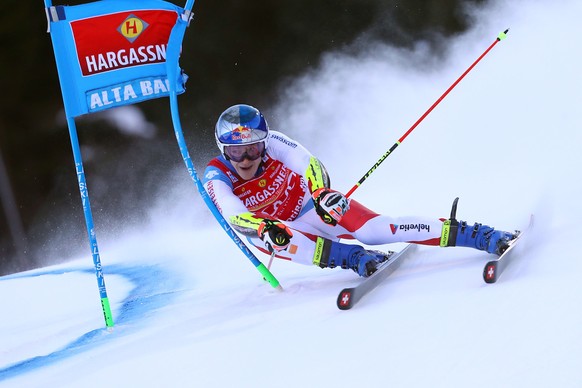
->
<box><xmin>345</xmin><ymin>29</ymin><xmax>509</xmax><ymax>198</ymax></box>
<box><xmin>263</xmin><ymin>251</ymin><xmax>278</xmax><ymax>283</ymax></box>
<box><xmin>267</xmin><ymin>251</ymin><xmax>276</xmax><ymax>270</ymax></box>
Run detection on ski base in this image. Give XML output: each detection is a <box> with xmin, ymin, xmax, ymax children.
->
<box><xmin>483</xmin><ymin>215</ymin><xmax>534</xmax><ymax>283</ymax></box>
<box><xmin>337</xmin><ymin>244</ymin><xmax>417</xmax><ymax>310</ymax></box>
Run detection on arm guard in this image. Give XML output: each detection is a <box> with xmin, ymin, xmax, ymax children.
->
<box><xmin>304</xmin><ymin>156</ymin><xmax>331</xmax><ymax>193</ymax></box>
<box><xmin>229</xmin><ymin>212</ymin><xmax>265</xmax><ymax>236</ymax></box>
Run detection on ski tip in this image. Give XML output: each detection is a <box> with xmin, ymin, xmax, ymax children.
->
<box><xmin>337</xmin><ymin>288</ymin><xmax>354</xmax><ymax>310</ymax></box>
<box><xmin>483</xmin><ymin>261</ymin><xmax>498</xmax><ymax>283</ymax></box>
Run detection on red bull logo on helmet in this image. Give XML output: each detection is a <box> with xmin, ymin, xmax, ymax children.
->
<box><xmin>230</xmin><ymin>126</ymin><xmax>253</xmax><ymax>142</ymax></box>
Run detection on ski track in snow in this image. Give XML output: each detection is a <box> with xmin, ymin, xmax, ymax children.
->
<box><xmin>0</xmin><ymin>262</ymin><xmax>181</xmax><ymax>379</ymax></box>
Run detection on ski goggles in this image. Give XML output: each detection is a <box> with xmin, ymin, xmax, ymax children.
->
<box><xmin>224</xmin><ymin>142</ymin><xmax>265</xmax><ymax>162</ymax></box>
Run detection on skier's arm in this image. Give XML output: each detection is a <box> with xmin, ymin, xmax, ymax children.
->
<box><xmin>231</xmin><ymin>213</ymin><xmax>293</xmax><ymax>252</ymax></box>
<box><xmin>203</xmin><ymin>161</ymin><xmax>293</xmax><ymax>253</ymax></box>
<box><xmin>267</xmin><ymin>131</ymin><xmax>347</xmax><ymax>224</ymax></box>
<box><xmin>303</xmin><ymin>156</ymin><xmax>328</xmax><ymax>192</ymax></box>
<box><xmin>228</xmin><ymin>211</ymin><xmax>264</xmax><ymax>236</ymax></box>
<box><xmin>204</xmin><ymin>177</ymin><xmax>292</xmax><ymax>251</ymax></box>
<box><xmin>267</xmin><ymin>131</ymin><xmax>330</xmax><ymax>192</ymax></box>
<box><xmin>203</xmin><ymin>178</ymin><xmax>249</xmax><ymax>219</ymax></box>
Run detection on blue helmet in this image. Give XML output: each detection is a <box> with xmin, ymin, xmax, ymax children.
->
<box><xmin>215</xmin><ymin>104</ymin><xmax>269</xmax><ymax>157</ymax></box>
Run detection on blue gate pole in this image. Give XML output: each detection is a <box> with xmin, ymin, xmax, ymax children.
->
<box><xmin>166</xmin><ymin>4</ymin><xmax>281</xmax><ymax>289</ymax></box>
<box><xmin>44</xmin><ymin>0</ymin><xmax>113</xmax><ymax>328</ymax></box>
<box><xmin>66</xmin><ymin>116</ymin><xmax>114</xmax><ymax>327</ymax></box>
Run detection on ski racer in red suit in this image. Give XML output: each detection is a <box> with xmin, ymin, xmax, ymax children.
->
<box><xmin>203</xmin><ymin>104</ymin><xmax>515</xmax><ymax>277</ymax></box>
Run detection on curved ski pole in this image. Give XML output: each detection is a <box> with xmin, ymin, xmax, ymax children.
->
<box><xmin>345</xmin><ymin>29</ymin><xmax>509</xmax><ymax>198</ymax></box>
<box><xmin>165</xmin><ymin>4</ymin><xmax>281</xmax><ymax>290</ymax></box>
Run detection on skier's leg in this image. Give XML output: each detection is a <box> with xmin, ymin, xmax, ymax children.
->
<box><xmin>339</xmin><ymin>200</ymin><xmax>443</xmax><ymax>245</ymax></box>
<box><xmin>339</xmin><ymin>199</ymin><xmax>516</xmax><ymax>255</ymax></box>
<box><xmin>438</xmin><ymin>198</ymin><xmax>517</xmax><ymax>255</ymax></box>
<box><xmin>246</xmin><ymin>228</ymin><xmax>388</xmax><ymax>277</ymax></box>
<box><xmin>440</xmin><ymin>220</ymin><xmax>516</xmax><ymax>255</ymax></box>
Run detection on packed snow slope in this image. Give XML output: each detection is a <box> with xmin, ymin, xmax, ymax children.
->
<box><xmin>1</xmin><ymin>0</ymin><xmax>581</xmax><ymax>387</ymax></box>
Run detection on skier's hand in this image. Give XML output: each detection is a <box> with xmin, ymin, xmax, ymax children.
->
<box><xmin>258</xmin><ymin>219</ymin><xmax>293</xmax><ymax>253</ymax></box>
<box><xmin>312</xmin><ymin>188</ymin><xmax>350</xmax><ymax>226</ymax></box>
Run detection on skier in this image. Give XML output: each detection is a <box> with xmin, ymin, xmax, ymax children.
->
<box><xmin>203</xmin><ymin>104</ymin><xmax>516</xmax><ymax>277</ymax></box>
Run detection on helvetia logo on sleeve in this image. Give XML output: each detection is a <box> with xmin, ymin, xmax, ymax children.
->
<box><xmin>390</xmin><ymin>223</ymin><xmax>431</xmax><ymax>234</ymax></box>
<box><xmin>71</xmin><ymin>10</ymin><xmax>176</xmax><ymax>76</ymax></box>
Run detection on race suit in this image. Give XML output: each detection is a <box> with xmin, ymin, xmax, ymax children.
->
<box><xmin>203</xmin><ymin>130</ymin><xmax>443</xmax><ymax>266</ymax></box>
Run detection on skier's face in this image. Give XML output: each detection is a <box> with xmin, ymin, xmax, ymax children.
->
<box><xmin>231</xmin><ymin>156</ymin><xmax>261</xmax><ymax>180</ymax></box>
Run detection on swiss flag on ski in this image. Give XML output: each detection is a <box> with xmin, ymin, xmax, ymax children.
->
<box><xmin>337</xmin><ymin>244</ymin><xmax>417</xmax><ymax>310</ymax></box>
<box><xmin>483</xmin><ymin>215</ymin><xmax>534</xmax><ymax>283</ymax></box>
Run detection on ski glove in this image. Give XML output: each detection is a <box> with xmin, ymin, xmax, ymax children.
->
<box><xmin>312</xmin><ymin>188</ymin><xmax>350</xmax><ymax>226</ymax></box>
<box><xmin>258</xmin><ymin>219</ymin><xmax>293</xmax><ymax>253</ymax></box>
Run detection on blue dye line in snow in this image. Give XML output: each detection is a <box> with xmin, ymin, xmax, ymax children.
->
<box><xmin>0</xmin><ymin>262</ymin><xmax>182</xmax><ymax>381</ymax></box>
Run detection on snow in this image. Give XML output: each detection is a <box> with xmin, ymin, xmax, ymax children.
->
<box><xmin>87</xmin><ymin>105</ymin><xmax>157</xmax><ymax>138</ymax></box>
<box><xmin>2</xmin><ymin>0</ymin><xmax>582</xmax><ymax>387</ymax></box>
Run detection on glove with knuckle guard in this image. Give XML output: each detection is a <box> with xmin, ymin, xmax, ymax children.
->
<box><xmin>312</xmin><ymin>188</ymin><xmax>350</xmax><ymax>226</ymax></box>
<box><xmin>257</xmin><ymin>219</ymin><xmax>293</xmax><ymax>253</ymax></box>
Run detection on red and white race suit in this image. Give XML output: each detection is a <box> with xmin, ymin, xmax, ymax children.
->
<box><xmin>203</xmin><ymin>130</ymin><xmax>442</xmax><ymax>265</ymax></box>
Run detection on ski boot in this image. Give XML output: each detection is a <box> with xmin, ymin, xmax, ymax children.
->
<box><xmin>313</xmin><ymin>238</ymin><xmax>390</xmax><ymax>277</ymax></box>
<box><xmin>440</xmin><ymin>197</ymin><xmax>517</xmax><ymax>255</ymax></box>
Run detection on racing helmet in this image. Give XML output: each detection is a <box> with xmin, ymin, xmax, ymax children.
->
<box><xmin>215</xmin><ymin>104</ymin><xmax>269</xmax><ymax>160</ymax></box>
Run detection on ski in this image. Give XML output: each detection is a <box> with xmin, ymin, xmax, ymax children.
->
<box><xmin>483</xmin><ymin>215</ymin><xmax>534</xmax><ymax>283</ymax></box>
<box><xmin>337</xmin><ymin>244</ymin><xmax>417</xmax><ymax>310</ymax></box>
